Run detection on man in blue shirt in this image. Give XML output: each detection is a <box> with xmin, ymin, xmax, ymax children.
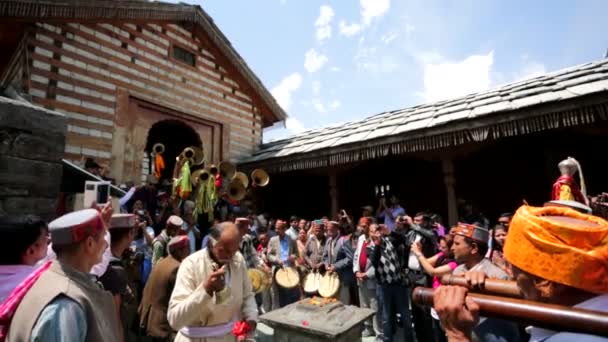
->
<box><xmin>377</xmin><ymin>195</ymin><xmax>405</xmax><ymax>231</ymax></box>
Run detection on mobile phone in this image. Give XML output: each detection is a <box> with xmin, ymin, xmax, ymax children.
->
<box><xmin>97</xmin><ymin>183</ymin><xmax>109</xmax><ymax>204</ymax></box>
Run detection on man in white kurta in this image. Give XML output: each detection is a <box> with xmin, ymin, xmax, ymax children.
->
<box><xmin>168</xmin><ymin>222</ymin><xmax>258</xmax><ymax>342</ymax></box>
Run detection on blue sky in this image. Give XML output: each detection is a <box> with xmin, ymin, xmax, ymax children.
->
<box><xmin>175</xmin><ymin>0</ymin><xmax>608</xmax><ymax>142</ymax></box>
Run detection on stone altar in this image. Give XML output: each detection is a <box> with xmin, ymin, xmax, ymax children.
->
<box><xmin>260</xmin><ymin>297</ymin><xmax>374</xmax><ymax>342</ymax></box>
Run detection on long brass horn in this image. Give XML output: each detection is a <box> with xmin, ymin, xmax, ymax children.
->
<box><xmin>209</xmin><ymin>164</ymin><xmax>218</xmax><ymax>176</ymax></box>
<box><xmin>251</xmin><ymin>169</ymin><xmax>269</xmax><ymax>187</ymax></box>
<box><xmin>152</xmin><ymin>143</ymin><xmax>165</xmax><ymax>154</ymax></box>
<box><xmin>219</xmin><ymin>161</ymin><xmax>236</xmax><ymax>180</ymax></box>
<box><xmin>191</xmin><ymin>168</ymin><xmax>210</xmax><ymax>186</ymax></box>
<box><xmin>182</xmin><ymin>147</ymin><xmax>195</xmax><ymax>160</ymax></box>
<box><xmin>234</xmin><ymin>171</ymin><xmax>249</xmax><ymax>188</ymax></box>
<box><xmin>227</xmin><ymin>179</ymin><xmax>247</xmax><ymax>201</ymax></box>
<box><xmin>191</xmin><ymin>146</ymin><xmax>205</xmax><ymax>166</ymax></box>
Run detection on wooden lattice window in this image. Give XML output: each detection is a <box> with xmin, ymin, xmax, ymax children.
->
<box><xmin>172</xmin><ymin>45</ymin><xmax>196</xmax><ymax>67</ymax></box>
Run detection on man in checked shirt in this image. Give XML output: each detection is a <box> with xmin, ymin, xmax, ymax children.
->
<box><xmin>236</xmin><ymin>217</ymin><xmax>264</xmax><ymax>270</ymax></box>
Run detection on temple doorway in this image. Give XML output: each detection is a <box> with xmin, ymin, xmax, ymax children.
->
<box><xmin>145</xmin><ymin>119</ymin><xmax>203</xmax><ymax>183</ymax></box>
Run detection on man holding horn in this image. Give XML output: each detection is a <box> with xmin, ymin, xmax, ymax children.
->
<box><xmin>434</xmin><ymin>205</ymin><xmax>608</xmax><ymax>341</ymax></box>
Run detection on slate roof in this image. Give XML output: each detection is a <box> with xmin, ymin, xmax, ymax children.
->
<box><xmin>243</xmin><ymin>58</ymin><xmax>608</xmax><ymax>168</ymax></box>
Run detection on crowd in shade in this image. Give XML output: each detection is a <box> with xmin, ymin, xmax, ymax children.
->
<box><xmin>0</xmin><ymin>169</ymin><xmax>607</xmax><ymax>342</ymax></box>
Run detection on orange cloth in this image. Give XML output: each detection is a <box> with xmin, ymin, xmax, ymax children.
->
<box><xmin>505</xmin><ymin>205</ymin><xmax>608</xmax><ymax>294</ymax></box>
<box><xmin>154</xmin><ymin>154</ymin><xmax>165</xmax><ymax>179</ymax></box>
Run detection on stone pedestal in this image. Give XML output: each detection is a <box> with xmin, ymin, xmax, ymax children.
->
<box><xmin>0</xmin><ymin>97</ymin><xmax>66</xmax><ymax>220</ymax></box>
<box><xmin>260</xmin><ymin>299</ymin><xmax>374</xmax><ymax>342</ymax></box>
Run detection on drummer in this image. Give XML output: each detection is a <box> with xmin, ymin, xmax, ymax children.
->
<box><xmin>434</xmin><ymin>205</ymin><xmax>608</xmax><ymax>341</ymax></box>
<box><xmin>267</xmin><ymin>220</ymin><xmax>299</xmax><ymax>309</ymax></box>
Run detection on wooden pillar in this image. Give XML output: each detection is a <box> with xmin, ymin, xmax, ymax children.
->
<box><xmin>329</xmin><ymin>169</ymin><xmax>338</xmax><ymax>219</ymax></box>
<box><xmin>442</xmin><ymin>158</ymin><xmax>458</xmax><ymax>227</ymax></box>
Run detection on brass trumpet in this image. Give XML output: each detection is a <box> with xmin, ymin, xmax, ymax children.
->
<box><xmin>227</xmin><ymin>178</ymin><xmax>247</xmax><ymax>201</ymax></box>
<box><xmin>191</xmin><ymin>168</ymin><xmax>211</xmax><ymax>186</ymax></box>
<box><xmin>152</xmin><ymin>143</ymin><xmax>165</xmax><ymax>154</ymax></box>
<box><xmin>219</xmin><ymin>161</ymin><xmax>236</xmax><ymax>180</ymax></box>
<box><xmin>233</xmin><ymin>171</ymin><xmax>249</xmax><ymax>188</ymax></box>
<box><xmin>209</xmin><ymin>164</ymin><xmax>218</xmax><ymax>176</ymax></box>
<box><xmin>251</xmin><ymin>169</ymin><xmax>269</xmax><ymax>187</ymax></box>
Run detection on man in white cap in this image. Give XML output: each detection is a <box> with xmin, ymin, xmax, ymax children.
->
<box><xmin>152</xmin><ymin>215</ymin><xmax>182</xmax><ymax>266</ymax></box>
<box><xmin>168</xmin><ymin>222</ymin><xmax>258</xmax><ymax>341</ymax></box>
<box><xmin>6</xmin><ymin>208</ymin><xmax>120</xmax><ymax>342</ymax></box>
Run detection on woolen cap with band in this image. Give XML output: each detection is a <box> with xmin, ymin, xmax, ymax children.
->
<box><xmin>450</xmin><ymin>222</ymin><xmax>489</xmax><ymax>243</ymax></box>
<box><xmin>505</xmin><ymin>205</ymin><xmax>608</xmax><ymax>294</ymax></box>
<box><xmin>166</xmin><ymin>215</ymin><xmax>183</xmax><ymax>226</ymax></box>
<box><xmin>168</xmin><ymin>235</ymin><xmax>190</xmax><ymax>251</ymax></box>
<box><xmin>48</xmin><ymin>209</ymin><xmax>105</xmax><ymax>245</ymax></box>
<box><xmin>109</xmin><ymin>214</ymin><xmax>136</xmax><ymax>229</ymax></box>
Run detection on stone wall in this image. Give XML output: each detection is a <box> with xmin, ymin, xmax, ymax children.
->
<box><xmin>0</xmin><ymin>96</ymin><xmax>66</xmax><ymax>220</ymax></box>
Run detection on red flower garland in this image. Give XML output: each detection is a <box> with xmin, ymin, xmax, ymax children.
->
<box><xmin>232</xmin><ymin>320</ymin><xmax>251</xmax><ymax>341</ymax></box>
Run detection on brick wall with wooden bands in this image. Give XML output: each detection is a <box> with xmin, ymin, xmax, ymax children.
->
<box><xmin>24</xmin><ymin>22</ymin><xmax>265</xmax><ymax>182</ymax></box>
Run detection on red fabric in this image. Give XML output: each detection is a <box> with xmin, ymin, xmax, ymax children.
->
<box><xmin>232</xmin><ymin>320</ymin><xmax>252</xmax><ymax>341</ymax></box>
<box><xmin>71</xmin><ymin>213</ymin><xmax>104</xmax><ymax>243</ymax></box>
<box><xmin>0</xmin><ymin>261</ymin><xmax>52</xmax><ymax>341</ymax></box>
<box><xmin>552</xmin><ymin>175</ymin><xmax>586</xmax><ymax>204</ymax></box>
<box><xmin>359</xmin><ymin>241</ymin><xmax>369</xmax><ymax>271</ymax></box>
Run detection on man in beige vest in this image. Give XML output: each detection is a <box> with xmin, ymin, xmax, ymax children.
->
<box><xmin>168</xmin><ymin>222</ymin><xmax>258</xmax><ymax>341</ymax></box>
<box><xmin>7</xmin><ymin>208</ymin><xmax>120</xmax><ymax>342</ymax></box>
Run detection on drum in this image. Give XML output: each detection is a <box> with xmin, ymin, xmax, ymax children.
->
<box><xmin>303</xmin><ymin>270</ymin><xmax>321</xmax><ymax>295</ymax></box>
<box><xmin>318</xmin><ymin>271</ymin><xmax>340</xmax><ymax>298</ymax></box>
<box><xmin>274</xmin><ymin>266</ymin><xmax>300</xmax><ymax>289</ymax></box>
<box><xmin>248</xmin><ymin>268</ymin><xmax>272</xmax><ymax>294</ymax></box>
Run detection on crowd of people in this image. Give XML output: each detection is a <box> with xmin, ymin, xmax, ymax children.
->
<box><xmin>1</xmin><ymin>175</ymin><xmax>607</xmax><ymax>342</ymax></box>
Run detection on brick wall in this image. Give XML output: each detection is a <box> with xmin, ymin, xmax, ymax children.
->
<box><xmin>23</xmin><ymin>22</ymin><xmax>265</xmax><ymax>182</ymax></box>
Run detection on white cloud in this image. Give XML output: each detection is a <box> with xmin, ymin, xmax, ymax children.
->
<box><xmin>313</xmin><ymin>100</ymin><xmax>327</xmax><ymax>113</ymax></box>
<box><xmin>304</xmin><ymin>49</ymin><xmax>329</xmax><ymax>73</ymax></box>
<box><xmin>271</xmin><ymin>73</ymin><xmax>303</xmax><ymax>111</ymax></box>
<box><xmin>328</xmin><ymin>100</ymin><xmax>341</xmax><ymax>109</ymax></box>
<box><xmin>518</xmin><ymin>62</ymin><xmax>546</xmax><ymax>80</ymax></box>
<box><xmin>312</xmin><ymin>81</ymin><xmax>321</xmax><ymax>96</ymax></box>
<box><xmin>285</xmin><ymin>117</ymin><xmax>305</xmax><ymax>133</ymax></box>
<box><xmin>339</xmin><ymin>20</ymin><xmax>363</xmax><ymax>37</ymax></box>
<box><xmin>330</xmin><ymin>66</ymin><xmax>341</xmax><ymax>72</ymax></box>
<box><xmin>405</xmin><ymin>23</ymin><xmax>415</xmax><ymax>35</ymax></box>
<box><xmin>315</xmin><ymin>5</ymin><xmax>335</xmax><ymax>42</ymax></box>
<box><xmin>263</xmin><ymin>116</ymin><xmax>306</xmax><ymax>142</ymax></box>
<box><xmin>361</xmin><ymin>0</ymin><xmax>390</xmax><ymax>26</ymax></box>
<box><xmin>422</xmin><ymin>51</ymin><xmax>494</xmax><ymax>102</ymax></box>
<box><xmin>381</xmin><ymin>32</ymin><xmax>399</xmax><ymax>44</ymax></box>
